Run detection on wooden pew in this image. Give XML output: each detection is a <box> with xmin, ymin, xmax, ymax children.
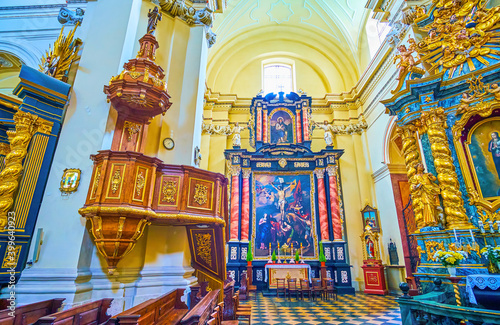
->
<box><xmin>34</xmin><ymin>298</ymin><xmax>112</xmax><ymax>325</ymax></box>
<box><xmin>180</xmin><ymin>290</ymin><xmax>219</xmax><ymax>325</ymax></box>
<box><xmin>0</xmin><ymin>299</ymin><xmax>64</xmax><ymax>325</ymax></box>
<box><xmin>189</xmin><ymin>282</ymin><xmax>208</xmax><ymax>308</ymax></box>
<box><xmin>112</xmin><ymin>289</ymin><xmax>188</xmax><ymax>325</ymax></box>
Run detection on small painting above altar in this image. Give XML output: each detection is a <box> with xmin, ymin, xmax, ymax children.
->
<box><xmin>253</xmin><ymin>173</ymin><xmax>317</xmax><ymax>259</ymax></box>
<box><xmin>270</xmin><ymin>109</ymin><xmax>294</xmax><ymax>144</ymax></box>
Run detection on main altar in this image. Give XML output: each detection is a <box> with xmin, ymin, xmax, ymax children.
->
<box><xmin>225</xmin><ymin>92</ymin><xmax>355</xmax><ymax>294</ymax></box>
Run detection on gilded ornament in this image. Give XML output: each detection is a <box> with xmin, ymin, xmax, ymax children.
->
<box><xmin>193</xmin><ymin>184</ymin><xmax>208</xmax><ymax>205</ymax></box>
<box><xmin>2</xmin><ymin>245</ymin><xmax>21</xmax><ymax>269</ymax></box>
<box><xmin>0</xmin><ymin>143</ymin><xmax>10</xmax><ymax>156</ymax></box>
<box><xmin>124</xmin><ymin>121</ymin><xmax>141</xmax><ymax>141</ymax></box>
<box><xmin>195</xmin><ymin>233</ymin><xmax>212</xmax><ymax>267</ymax></box>
<box><xmin>39</xmin><ymin>23</ymin><xmax>81</xmax><ymax>81</ymax></box>
<box><xmin>0</xmin><ymin>111</ymin><xmax>38</xmax><ymax>228</ymax></box>
<box><xmin>91</xmin><ymin>168</ymin><xmax>101</xmax><ymax>198</ymax></box>
<box><xmin>111</xmin><ymin>169</ymin><xmax>122</xmax><ymax>194</ymax></box>
<box><xmin>60</xmin><ymin>168</ymin><xmax>81</xmax><ymax>194</ymax></box>
<box><xmin>278</xmin><ymin>158</ymin><xmax>287</xmax><ymax>168</ymax></box>
<box><xmin>410</xmin><ymin>163</ymin><xmax>443</xmax><ymax>229</ymax></box>
<box><xmin>162</xmin><ymin>180</ymin><xmax>177</xmax><ymax>203</ymax></box>
<box><xmin>425</xmin><ymin>241</ymin><xmax>446</xmax><ymax>262</ymax></box>
<box><xmin>135</xmin><ymin>171</ymin><xmax>145</xmax><ymax>197</ymax></box>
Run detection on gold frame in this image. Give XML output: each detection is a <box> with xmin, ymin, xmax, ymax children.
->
<box><xmin>453</xmin><ymin>103</ymin><xmax>500</xmax><ymax>212</ymax></box>
<box><xmin>59</xmin><ymin>168</ymin><xmax>81</xmax><ymax>194</ymax></box>
<box><xmin>251</xmin><ymin>171</ymin><xmax>318</xmax><ymax>260</ymax></box>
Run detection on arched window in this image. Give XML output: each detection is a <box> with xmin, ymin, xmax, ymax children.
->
<box><xmin>262</xmin><ymin>63</ymin><xmax>293</xmax><ymax>94</ymax></box>
<box><xmin>365</xmin><ymin>17</ymin><xmax>390</xmax><ymax>58</ymax></box>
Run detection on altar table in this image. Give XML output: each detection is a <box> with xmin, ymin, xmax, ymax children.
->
<box><xmin>466</xmin><ymin>274</ymin><xmax>500</xmax><ymax>305</ymax></box>
<box><xmin>264</xmin><ymin>263</ymin><xmax>311</xmax><ymax>288</ymax></box>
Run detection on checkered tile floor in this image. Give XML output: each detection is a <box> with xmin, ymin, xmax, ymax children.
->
<box><xmin>240</xmin><ymin>292</ymin><xmax>402</xmax><ymax>325</ymax></box>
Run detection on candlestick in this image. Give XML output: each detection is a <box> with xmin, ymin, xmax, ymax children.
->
<box><xmin>469</xmin><ymin>229</ymin><xmax>475</xmax><ymax>242</ymax></box>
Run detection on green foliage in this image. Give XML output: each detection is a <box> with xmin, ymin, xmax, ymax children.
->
<box><xmin>295</xmin><ymin>249</ymin><xmax>300</xmax><ymax>262</ymax></box>
<box><xmin>272</xmin><ymin>250</ymin><xmax>277</xmax><ymax>261</ymax></box>
<box><xmin>319</xmin><ymin>242</ymin><xmax>326</xmax><ymax>263</ymax></box>
<box><xmin>246</xmin><ymin>241</ymin><xmax>253</xmax><ymax>262</ymax></box>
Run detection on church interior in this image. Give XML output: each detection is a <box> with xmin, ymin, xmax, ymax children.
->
<box><xmin>2</xmin><ymin>0</ymin><xmax>500</xmax><ymax>324</ymax></box>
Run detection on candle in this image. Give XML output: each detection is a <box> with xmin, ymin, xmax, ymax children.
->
<box><xmin>469</xmin><ymin>229</ymin><xmax>475</xmax><ymax>242</ymax></box>
<box><xmin>454</xmin><ymin>229</ymin><xmax>458</xmax><ymax>241</ymax></box>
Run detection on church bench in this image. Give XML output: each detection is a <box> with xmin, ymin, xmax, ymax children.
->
<box><xmin>111</xmin><ymin>289</ymin><xmax>188</xmax><ymax>325</ymax></box>
<box><xmin>34</xmin><ymin>298</ymin><xmax>112</xmax><ymax>325</ymax></box>
<box><xmin>0</xmin><ymin>299</ymin><xmax>64</xmax><ymax>325</ymax></box>
<box><xmin>180</xmin><ymin>290</ymin><xmax>219</xmax><ymax>325</ymax></box>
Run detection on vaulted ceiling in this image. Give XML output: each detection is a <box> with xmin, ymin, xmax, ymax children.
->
<box><xmin>207</xmin><ymin>0</ymin><xmax>372</xmax><ymax>98</ymax></box>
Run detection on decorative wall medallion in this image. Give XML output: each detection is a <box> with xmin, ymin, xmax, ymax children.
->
<box><xmin>195</xmin><ymin>233</ymin><xmax>212</xmax><ymax>267</ymax></box>
<box><xmin>337</xmin><ymin>247</ymin><xmax>344</xmax><ymax>260</ymax></box>
<box><xmin>60</xmin><ymin>168</ymin><xmax>81</xmax><ymax>194</ymax></box>
<box><xmin>324</xmin><ymin>247</ymin><xmax>331</xmax><ymax>260</ymax></box>
<box><xmin>241</xmin><ymin>247</ymin><xmax>247</xmax><ymax>261</ymax></box>
<box><xmin>124</xmin><ymin>121</ymin><xmax>141</xmax><ymax>141</ymax></box>
<box><xmin>341</xmin><ymin>270</ymin><xmax>348</xmax><ymax>283</ymax></box>
<box><xmin>135</xmin><ymin>171</ymin><xmax>145</xmax><ymax>196</ymax></box>
<box><xmin>256</xmin><ymin>269</ymin><xmax>263</xmax><ymax>281</ymax></box>
<box><xmin>278</xmin><ymin>158</ymin><xmax>287</xmax><ymax>168</ymax></box>
<box><xmin>2</xmin><ymin>245</ymin><xmax>21</xmax><ymax>269</ymax></box>
<box><xmin>230</xmin><ymin>246</ymin><xmax>237</xmax><ymax>260</ymax></box>
<box><xmin>267</xmin><ymin>0</ymin><xmax>293</xmax><ymax>24</ymax></box>
<box><xmin>162</xmin><ymin>180</ymin><xmax>177</xmax><ymax>203</ymax></box>
<box><xmin>111</xmin><ymin>169</ymin><xmax>122</xmax><ymax>194</ymax></box>
<box><xmin>194</xmin><ymin>184</ymin><xmax>208</xmax><ymax>205</ymax></box>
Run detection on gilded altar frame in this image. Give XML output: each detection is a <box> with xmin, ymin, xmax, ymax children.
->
<box><xmin>251</xmin><ymin>171</ymin><xmax>318</xmax><ymax>260</ymax></box>
<box><xmin>453</xmin><ymin>101</ymin><xmax>500</xmax><ymax>214</ymax></box>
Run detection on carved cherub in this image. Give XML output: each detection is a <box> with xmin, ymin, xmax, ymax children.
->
<box><xmin>457</xmin><ymin>92</ymin><xmax>474</xmax><ymax>114</ymax></box>
<box><xmin>394</xmin><ymin>44</ymin><xmax>417</xmax><ymax>80</ymax></box>
<box><xmin>488</xmin><ymin>83</ymin><xmax>500</xmax><ymax>101</ymax></box>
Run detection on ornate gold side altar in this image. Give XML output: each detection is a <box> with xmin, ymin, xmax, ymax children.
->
<box><xmin>264</xmin><ymin>263</ymin><xmax>311</xmax><ymax>288</ymax></box>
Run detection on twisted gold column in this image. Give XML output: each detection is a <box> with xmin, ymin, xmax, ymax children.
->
<box><xmin>397</xmin><ymin>125</ymin><xmax>425</xmax><ymax>229</ymax></box>
<box><xmin>0</xmin><ymin>111</ymin><xmax>38</xmax><ymax>228</ymax></box>
<box><xmin>421</xmin><ymin>107</ymin><xmax>472</xmax><ymax>230</ymax></box>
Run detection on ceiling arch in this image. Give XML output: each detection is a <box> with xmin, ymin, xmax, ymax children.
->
<box><xmin>207</xmin><ymin>0</ymin><xmax>372</xmax><ymax>97</ymax></box>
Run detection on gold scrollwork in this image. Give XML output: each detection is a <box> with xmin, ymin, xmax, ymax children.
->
<box><xmin>162</xmin><ymin>180</ymin><xmax>177</xmax><ymax>203</ymax></box>
<box><xmin>111</xmin><ymin>169</ymin><xmax>122</xmax><ymax>194</ymax></box>
<box><xmin>91</xmin><ymin>168</ymin><xmax>101</xmax><ymax>199</ymax></box>
<box><xmin>195</xmin><ymin>233</ymin><xmax>212</xmax><ymax>267</ymax></box>
<box><xmin>425</xmin><ymin>241</ymin><xmax>446</xmax><ymax>262</ymax></box>
<box><xmin>124</xmin><ymin>121</ymin><xmax>141</xmax><ymax>141</ymax></box>
<box><xmin>194</xmin><ymin>184</ymin><xmax>208</xmax><ymax>205</ymax></box>
<box><xmin>2</xmin><ymin>245</ymin><xmax>21</xmax><ymax>269</ymax></box>
<box><xmin>135</xmin><ymin>171</ymin><xmax>145</xmax><ymax>196</ymax></box>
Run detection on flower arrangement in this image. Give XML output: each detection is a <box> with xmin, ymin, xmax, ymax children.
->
<box><xmin>480</xmin><ymin>245</ymin><xmax>500</xmax><ymax>264</ymax></box>
<box><xmin>433</xmin><ymin>250</ymin><xmax>466</xmax><ymax>267</ymax></box>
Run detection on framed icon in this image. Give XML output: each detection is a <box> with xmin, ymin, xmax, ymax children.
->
<box><xmin>361</xmin><ymin>205</ymin><xmax>380</xmax><ymax>232</ymax></box>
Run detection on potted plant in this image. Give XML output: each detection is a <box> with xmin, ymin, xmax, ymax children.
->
<box><xmin>480</xmin><ymin>245</ymin><xmax>500</xmax><ymax>271</ymax></box>
<box><xmin>271</xmin><ymin>250</ymin><xmax>277</xmax><ymax>263</ymax></box>
<box><xmin>295</xmin><ymin>249</ymin><xmax>300</xmax><ymax>264</ymax></box>
<box><xmin>246</xmin><ymin>241</ymin><xmax>253</xmax><ymax>266</ymax></box>
<box><xmin>433</xmin><ymin>249</ymin><xmax>466</xmax><ymax>277</ymax></box>
<box><xmin>319</xmin><ymin>242</ymin><xmax>327</xmax><ymax>267</ymax></box>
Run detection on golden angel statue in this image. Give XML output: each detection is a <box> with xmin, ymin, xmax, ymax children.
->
<box><xmin>410</xmin><ymin>163</ymin><xmax>442</xmax><ymax>229</ymax></box>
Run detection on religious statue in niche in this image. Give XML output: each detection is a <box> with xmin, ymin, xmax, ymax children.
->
<box><xmin>366</xmin><ymin>237</ymin><xmax>375</xmax><ymax>258</ymax></box>
<box><xmin>410</xmin><ymin>163</ymin><xmax>442</xmax><ymax>229</ymax></box>
<box><xmin>270</xmin><ymin>111</ymin><xmax>293</xmax><ymax>144</ymax></box>
<box><xmin>254</xmin><ymin>174</ymin><xmax>316</xmax><ymax>258</ymax></box>
<box><xmin>360</xmin><ymin>226</ymin><xmax>381</xmax><ymax>262</ymax></box>
<box><xmin>313</xmin><ymin>120</ymin><xmax>334</xmax><ymax>146</ymax></box>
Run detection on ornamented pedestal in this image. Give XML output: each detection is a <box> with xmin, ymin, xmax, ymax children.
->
<box><xmin>361</xmin><ymin>227</ymin><xmax>388</xmax><ymax>295</ymax></box>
